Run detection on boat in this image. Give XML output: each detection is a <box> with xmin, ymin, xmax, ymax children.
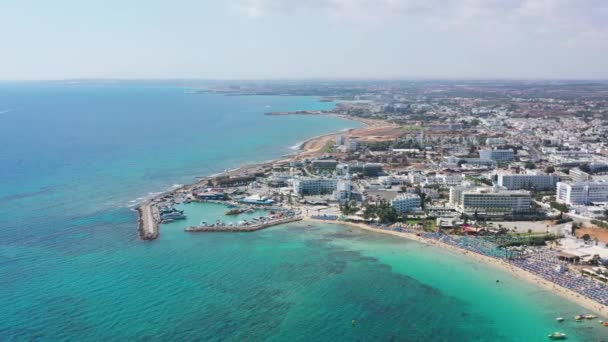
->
<box><xmin>602</xmin><ymin>321</ymin><xmax>608</xmax><ymax>327</ymax></box>
<box><xmin>547</xmin><ymin>332</ymin><xmax>567</xmax><ymax>340</ymax></box>
<box><xmin>225</xmin><ymin>208</ymin><xmax>244</xmax><ymax>215</ymax></box>
<box><xmin>160</xmin><ymin>207</ymin><xmax>184</xmax><ymax>215</ymax></box>
<box><xmin>161</xmin><ymin>212</ymin><xmax>186</xmax><ymax>220</ymax></box>
<box><xmin>556</xmin><ymin>317</ymin><xmax>564</xmax><ymax>322</ymax></box>
<box><xmin>585</xmin><ymin>314</ymin><xmax>597</xmax><ymax>319</ymax></box>
<box><xmin>574</xmin><ymin>315</ymin><xmax>584</xmax><ymax>321</ymax></box>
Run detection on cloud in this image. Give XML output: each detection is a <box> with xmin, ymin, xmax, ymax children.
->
<box><xmin>234</xmin><ymin>0</ymin><xmax>608</xmax><ymax>41</ymax></box>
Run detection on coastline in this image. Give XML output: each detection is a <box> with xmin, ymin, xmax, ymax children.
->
<box><xmin>135</xmin><ymin>112</ymin><xmax>374</xmax><ymax>240</ymax></box>
<box><xmin>132</xmin><ymin>105</ymin><xmax>608</xmax><ymax>320</ymax></box>
<box><xmin>304</xmin><ymin>217</ymin><xmax>608</xmax><ymax>317</ymax></box>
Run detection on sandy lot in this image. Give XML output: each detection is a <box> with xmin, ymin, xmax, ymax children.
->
<box><xmin>576</xmin><ymin>227</ymin><xmax>608</xmax><ymax>244</ymax></box>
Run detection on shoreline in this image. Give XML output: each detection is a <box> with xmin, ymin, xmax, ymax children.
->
<box><xmin>303</xmin><ymin>217</ymin><xmax>608</xmax><ymax>317</ymax></box>
<box><xmin>132</xmin><ymin>103</ymin><xmax>608</xmax><ymax>318</ymax></box>
<box><xmin>135</xmin><ymin>112</ymin><xmax>374</xmax><ymax>240</ymax></box>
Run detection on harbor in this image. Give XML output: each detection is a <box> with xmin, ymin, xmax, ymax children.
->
<box><xmin>185</xmin><ymin>216</ymin><xmax>302</xmax><ymax>232</ymax></box>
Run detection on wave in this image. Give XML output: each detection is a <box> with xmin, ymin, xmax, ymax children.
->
<box><xmin>0</xmin><ymin>109</ymin><xmax>14</xmax><ymax>115</ymax></box>
<box><xmin>289</xmin><ymin>141</ymin><xmax>304</xmax><ymax>150</ymax></box>
<box><xmin>126</xmin><ymin>185</ymin><xmax>183</xmax><ymax>207</ymax></box>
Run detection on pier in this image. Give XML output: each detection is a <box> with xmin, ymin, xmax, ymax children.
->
<box><xmin>185</xmin><ymin>216</ymin><xmax>302</xmax><ymax>233</ymax></box>
<box><xmin>137</xmin><ymin>201</ymin><xmax>159</xmax><ymax>240</ymax></box>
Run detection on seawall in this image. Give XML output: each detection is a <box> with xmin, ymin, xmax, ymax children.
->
<box><xmin>137</xmin><ymin>201</ymin><xmax>159</xmax><ymax>240</ymax></box>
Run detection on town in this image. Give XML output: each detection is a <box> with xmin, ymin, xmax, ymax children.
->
<box><xmin>139</xmin><ymin>80</ymin><xmax>608</xmax><ymax>318</ymax></box>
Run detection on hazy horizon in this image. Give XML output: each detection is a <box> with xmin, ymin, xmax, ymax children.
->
<box><xmin>1</xmin><ymin>0</ymin><xmax>607</xmax><ymax>80</ymax></box>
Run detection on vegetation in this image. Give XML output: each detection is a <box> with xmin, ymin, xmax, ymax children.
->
<box><xmin>406</xmin><ymin>219</ymin><xmax>437</xmax><ymax>231</ymax></box>
<box><xmin>544</xmin><ymin>166</ymin><xmax>555</xmax><ymax>174</ymax></box>
<box><xmin>321</xmin><ymin>141</ymin><xmax>335</xmax><ymax>153</ymax></box>
<box><xmin>591</xmin><ymin>219</ymin><xmax>608</xmax><ymax>229</ymax></box>
<box><xmin>550</xmin><ymin>201</ymin><xmax>569</xmax><ymax>213</ymax></box>
<box><xmin>497</xmin><ymin>233</ymin><xmax>559</xmax><ymax>247</ymax></box>
<box><xmin>524</xmin><ymin>161</ymin><xmax>536</xmax><ymax>169</ymax></box>
<box><xmin>339</xmin><ymin>200</ymin><xmax>359</xmax><ymax>215</ymax></box>
<box><xmin>362</xmin><ymin>199</ymin><xmax>399</xmax><ymax>223</ymax></box>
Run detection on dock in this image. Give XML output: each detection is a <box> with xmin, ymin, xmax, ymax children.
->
<box><xmin>137</xmin><ymin>201</ymin><xmax>160</xmax><ymax>240</ymax></box>
<box><xmin>185</xmin><ymin>216</ymin><xmax>302</xmax><ymax>233</ymax></box>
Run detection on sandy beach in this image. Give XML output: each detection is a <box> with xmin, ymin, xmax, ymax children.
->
<box><xmin>297</xmin><ymin>114</ymin><xmax>399</xmax><ymax>157</ymax></box>
<box><xmin>304</xmin><ymin>217</ymin><xmax>608</xmax><ymax>317</ymax></box>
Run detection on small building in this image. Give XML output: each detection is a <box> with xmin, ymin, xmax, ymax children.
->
<box><xmin>479</xmin><ymin>149</ymin><xmax>515</xmax><ymax>162</ymax></box>
<box><xmin>194</xmin><ymin>192</ymin><xmax>226</xmax><ymax>200</ymax></box>
<box><xmin>238</xmin><ymin>195</ymin><xmax>274</xmax><ymax>205</ymax></box>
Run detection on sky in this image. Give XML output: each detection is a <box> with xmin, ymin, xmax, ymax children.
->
<box><xmin>0</xmin><ymin>0</ymin><xmax>606</xmax><ymax>80</ymax></box>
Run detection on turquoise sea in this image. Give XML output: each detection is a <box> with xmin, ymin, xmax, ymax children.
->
<box><xmin>1</xmin><ymin>82</ymin><xmax>607</xmax><ymax>341</ymax></box>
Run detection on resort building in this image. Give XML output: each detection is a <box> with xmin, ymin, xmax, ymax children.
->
<box><xmin>446</xmin><ymin>156</ymin><xmax>497</xmax><ymax>169</ymax></box>
<box><xmin>423</xmin><ymin>173</ymin><xmax>465</xmax><ymax>187</ymax></box>
<box><xmin>556</xmin><ymin>181</ymin><xmax>608</xmax><ymax>205</ymax></box>
<box><xmin>292</xmin><ymin>177</ymin><xmax>338</xmax><ymax>195</ymax></box>
<box><xmin>311</xmin><ymin>159</ymin><xmax>338</xmax><ymax>172</ymax></box>
<box><xmin>451</xmin><ymin>186</ymin><xmax>531</xmax><ymax>215</ymax></box>
<box><xmin>390</xmin><ymin>194</ymin><xmax>421</xmax><ymax>214</ymax></box>
<box><xmin>335</xmin><ymin>135</ymin><xmax>346</xmax><ymax>145</ymax></box>
<box><xmin>449</xmin><ymin>185</ymin><xmax>476</xmax><ymax>207</ymax></box>
<box><xmin>497</xmin><ymin>172</ymin><xmax>559</xmax><ymax>190</ymax></box>
<box><xmin>461</xmin><ymin>188</ymin><xmax>531</xmax><ymax>215</ymax></box>
<box><xmin>479</xmin><ymin>149</ymin><xmax>515</xmax><ymax>162</ymax></box>
<box><xmin>334</xmin><ymin>179</ymin><xmax>352</xmax><ymax>202</ymax></box>
<box><xmin>336</xmin><ymin>162</ymin><xmax>383</xmax><ymax>177</ymax></box>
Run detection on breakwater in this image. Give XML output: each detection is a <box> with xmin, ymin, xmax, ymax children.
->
<box><xmin>185</xmin><ymin>216</ymin><xmax>302</xmax><ymax>233</ymax></box>
<box><xmin>137</xmin><ymin>201</ymin><xmax>159</xmax><ymax>240</ymax></box>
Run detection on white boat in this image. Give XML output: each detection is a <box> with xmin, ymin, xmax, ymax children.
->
<box><xmin>548</xmin><ymin>332</ymin><xmax>566</xmax><ymax>340</ymax></box>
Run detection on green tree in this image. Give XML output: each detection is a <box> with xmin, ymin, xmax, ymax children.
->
<box><xmin>550</xmin><ymin>201</ymin><xmax>569</xmax><ymax>213</ymax></box>
<box><xmin>544</xmin><ymin>166</ymin><xmax>555</xmax><ymax>174</ymax></box>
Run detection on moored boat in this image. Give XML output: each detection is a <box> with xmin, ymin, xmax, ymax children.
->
<box><xmin>548</xmin><ymin>332</ymin><xmax>566</xmax><ymax>340</ymax></box>
<box><xmin>161</xmin><ymin>212</ymin><xmax>186</xmax><ymax>220</ymax></box>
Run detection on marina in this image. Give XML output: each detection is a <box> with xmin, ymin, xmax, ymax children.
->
<box><xmin>185</xmin><ymin>216</ymin><xmax>302</xmax><ymax>232</ymax></box>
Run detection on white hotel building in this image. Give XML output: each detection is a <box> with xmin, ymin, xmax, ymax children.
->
<box><xmin>497</xmin><ymin>172</ymin><xmax>559</xmax><ymax>191</ymax></box>
<box><xmin>390</xmin><ymin>194</ymin><xmax>421</xmax><ymax>214</ymax></box>
<box><xmin>292</xmin><ymin>177</ymin><xmax>338</xmax><ymax>195</ymax></box>
<box><xmin>450</xmin><ymin>186</ymin><xmax>531</xmax><ymax>215</ymax></box>
<box><xmin>556</xmin><ymin>181</ymin><xmax>608</xmax><ymax>205</ymax></box>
